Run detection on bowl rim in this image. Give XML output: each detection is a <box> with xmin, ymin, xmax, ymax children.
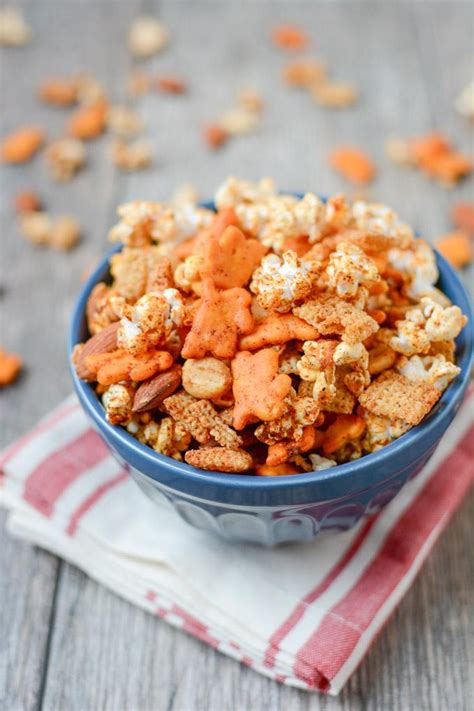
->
<box><xmin>69</xmin><ymin>205</ymin><xmax>473</xmax><ymax>495</ymax></box>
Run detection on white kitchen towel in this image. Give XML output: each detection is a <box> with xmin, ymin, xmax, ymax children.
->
<box><xmin>1</xmin><ymin>388</ymin><xmax>472</xmax><ymax>695</ymax></box>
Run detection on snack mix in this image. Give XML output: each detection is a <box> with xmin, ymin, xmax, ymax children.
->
<box><xmin>72</xmin><ymin>178</ymin><xmax>468</xmax><ymax>475</ymax></box>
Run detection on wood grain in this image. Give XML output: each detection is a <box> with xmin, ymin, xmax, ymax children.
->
<box><xmin>1</xmin><ymin>1</ymin><xmax>472</xmax><ymax>710</ymax></box>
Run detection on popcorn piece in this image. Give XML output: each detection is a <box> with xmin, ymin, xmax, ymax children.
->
<box><xmin>383</xmin><ymin>318</ymin><xmax>431</xmax><ymax>357</ymax></box>
<box><xmin>455</xmin><ymin>82</ymin><xmax>474</xmax><ymax>120</ymax></box>
<box><xmin>19</xmin><ymin>212</ymin><xmax>51</xmax><ymax>246</ymax></box>
<box><xmin>107</xmin><ymin>105</ymin><xmax>145</xmax><ymax>136</ymax></box>
<box><xmin>201</xmin><ymin>225</ymin><xmax>266</xmax><ymax>289</ymax></box>
<box><xmin>111</xmin><ymin>138</ymin><xmax>153</xmax><ymax>171</ymax></box>
<box><xmin>108</xmin><ymin>200</ymin><xmax>213</xmax><ymax>247</ymax></box>
<box><xmin>49</xmin><ymin>216</ymin><xmax>81</xmax><ymax>251</ymax></box>
<box><xmin>239</xmin><ymin>313</ymin><xmax>318</xmax><ymax>350</ymax></box>
<box><xmin>362</xmin><ymin>411</ymin><xmax>411</xmax><ymax>450</ymax></box>
<box><xmin>219</xmin><ymin>107</ymin><xmax>259</xmax><ymax>135</ymax></box>
<box><xmin>68</xmin><ymin>100</ymin><xmax>108</xmax><ymax>140</ymax></box>
<box><xmin>309</xmin><ymin>453</ymin><xmax>337</xmax><ymax>471</ymax></box>
<box><xmin>333</xmin><ymin>341</ymin><xmax>369</xmax><ymax>369</ymax></box>
<box><xmin>0</xmin><ymin>348</ymin><xmax>22</xmax><ymax>386</ymax></box>
<box><xmin>351</xmin><ymin>201</ymin><xmax>414</xmax><ymax>247</ymax></box>
<box><xmin>385</xmin><ymin>137</ymin><xmax>412</xmax><ymax>166</ymax></box>
<box><xmin>0</xmin><ymin>6</ymin><xmax>31</xmax><ymax>46</ymax></box>
<box><xmin>232</xmin><ymin>349</ymin><xmax>292</xmax><ymax>429</ymax></box>
<box><xmin>329</xmin><ymin>147</ymin><xmax>375</xmax><ymax>185</ymax></box>
<box><xmin>388</xmin><ymin>239</ymin><xmax>438</xmax><ymax>298</ymax></box>
<box><xmin>255</xmin><ymin>392</ymin><xmax>320</xmax><ymax>446</ymax></box>
<box><xmin>312</xmin><ymin>80</ymin><xmax>358</xmax><ymax>109</ymax></box>
<box><xmin>250</xmin><ymin>250</ymin><xmax>317</xmax><ymax>312</ymax></box>
<box><xmin>326</xmin><ymin>241</ymin><xmax>379</xmax><ymax>298</ymax></box>
<box><xmin>128</xmin><ymin>16</ymin><xmax>169</xmax><ymax>58</ymax></box>
<box><xmin>295</xmin><ymin>294</ymin><xmax>379</xmax><ymax>344</ymax></box>
<box><xmin>358</xmin><ymin>371</ymin><xmax>441</xmax><ymax>425</ymax></box>
<box><xmin>185</xmin><ymin>447</ymin><xmax>253</xmax><ymax>473</ymax></box>
<box><xmin>396</xmin><ymin>354</ymin><xmax>461</xmax><ymax>392</ymax></box>
<box><xmin>118</xmin><ymin>289</ymin><xmax>185</xmax><ymax>354</ymax></box>
<box><xmin>182</xmin><ymin>358</ymin><xmax>232</xmax><ymax>399</ymax></box>
<box><xmin>215</xmin><ymin>178</ymin><xmax>326</xmax><ymax>251</ymax></box>
<box><xmin>174</xmin><ymin>255</ymin><xmax>204</xmax><ymax>293</ymax></box>
<box><xmin>141</xmin><ymin>417</ymin><xmax>191</xmax><ymax>460</ymax></box>
<box><xmin>1</xmin><ymin>126</ymin><xmax>44</xmax><ymax>164</ymax></box>
<box><xmin>421</xmin><ymin>297</ymin><xmax>467</xmax><ymax>342</ymax></box>
<box><xmin>102</xmin><ymin>383</ymin><xmax>135</xmax><ymax>425</ymax></box>
<box><xmin>182</xmin><ymin>278</ymin><xmax>253</xmax><ymax>359</ymax></box>
<box><xmin>435</xmin><ymin>231</ymin><xmax>472</xmax><ymax>269</ymax></box>
<box><xmin>20</xmin><ymin>212</ymin><xmax>81</xmax><ymax>250</ymax></box>
<box><xmin>45</xmin><ymin>138</ymin><xmax>86</xmax><ymax>181</ymax></box>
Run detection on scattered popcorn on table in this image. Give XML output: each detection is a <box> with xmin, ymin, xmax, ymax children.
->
<box><xmin>107</xmin><ymin>105</ymin><xmax>145</xmax><ymax>136</ymax></box>
<box><xmin>45</xmin><ymin>138</ymin><xmax>86</xmax><ymax>181</ymax></box>
<box><xmin>455</xmin><ymin>81</ymin><xmax>474</xmax><ymax>120</ymax></box>
<box><xmin>0</xmin><ymin>6</ymin><xmax>32</xmax><ymax>46</ymax></box>
<box><xmin>111</xmin><ymin>138</ymin><xmax>153</xmax><ymax>171</ymax></box>
<box><xmin>128</xmin><ymin>16</ymin><xmax>169</xmax><ymax>58</ymax></box>
<box><xmin>72</xmin><ymin>178</ymin><xmax>468</xmax><ymax>474</ymax></box>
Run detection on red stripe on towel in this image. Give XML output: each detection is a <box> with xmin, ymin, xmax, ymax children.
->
<box><xmin>23</xmin><ymin>429</ymin><xmax>109</xmax><ymax>516</ymax></box>
<box><xmin>293</xmin><ymin>424</ymin><xmax>474</xmax><ymax>685</ymax></box>
<box><xmin>66</xmin><ymin>471</ymin><xmax>128</xmax><ymax>535</ymax></box>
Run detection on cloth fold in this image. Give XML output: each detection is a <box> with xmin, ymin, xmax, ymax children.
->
<box><xmin>1</xmin><ymin>390</ymin><xmax>472</xmax><ymax>695</ymax></box>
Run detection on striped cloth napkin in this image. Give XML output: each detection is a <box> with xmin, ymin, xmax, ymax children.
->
<box><xmin>1</xmin><ymin>389</ymin><xmax>472</xmax><ymax>695</ymax></box>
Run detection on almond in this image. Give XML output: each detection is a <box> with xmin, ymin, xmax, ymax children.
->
<box><xmin>74</xmin><ymin>322</ymin><xmax>120</xmax><ymax>380</ymax></box>
<box><xmin>1</xmin><ymin>126</ymin><xmax>45</xmax><ymax>163</ymax></box>
<box><xmin>132</xmin><ymin>366</ymin><xmax>182</xmax><ymax>412</ymax></box>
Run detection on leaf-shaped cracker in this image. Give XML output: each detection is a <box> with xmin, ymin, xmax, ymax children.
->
<box><xmin>239</xmin><ymin>313</ymin><xmax>318</xmax><ymax>350</ymax></box>
<box><xmin>182</xmin><ymin>278</ymin><xmax>253</xmax><ymax>359</ymax></box>
<box><xmin>231</xmin><ymin>349</ymin><xmax>292</xmax><ymax>429</ymax></box>
<box><xmin>201</xmin><ymin>225</ymin><xmax>267</xmax><ymax>289</ymax></box>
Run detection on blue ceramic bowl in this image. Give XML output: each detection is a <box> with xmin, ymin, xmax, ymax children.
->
<box><xmin>69</xmin><ymin>203</ymin><xmax>473</xmax><ymax>545</ymax></box>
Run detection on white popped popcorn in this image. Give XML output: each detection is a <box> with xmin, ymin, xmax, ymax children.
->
<box><xmin>108</xmin><ymin>200</ymin><xmax>213</xmax><ymax>247</ymax></box>
<box><xmin>250</xmin><ymin>250</ymin><xmax>317</xmax><ymax>312</ymax></box>
<box><xmin>128</xmin><ymin>16</ymin><xmax>168</xmax><ymax>58</ymax></box>
<box><xmin>326</xmin><ymin>241</ymin><xmax>380</xmax><ymax>298</ymax></box>
<box><xmin>362</xmin><ymin>411</ymin><xmax>411</xmax><ymax>450</ymax></box>
<box><xmin>455</xmin><ymin>81</ymin><xmax>474</xmax><ymax>120</ymax></box>
<box><xmin>388</xmin><ymin>240</ymin><xmax>438</xmax><ymax>298</ymax></box>
<box><xmin>0</xmin><ymin>6</ymin><xmax>32</xmax><ymax>46</ymax></box>
<box><xmin>421</xmin><ymin>297</ymin><xmax>468</xmax><ymax>342</ymax></box>
<box><xmin>309</xmin><ymin>453</ymin><xmax>337</xmax><ymax>471</ymax></box>
<box><xmin>333</xmin><ymin>341</ymin><xmax>369</xmax><ymax>369</ymax></box>
<box><xmin>352</xmin><ymin>201</ymin><xmax>414</xmax><ymax>247</ymax></box>
<box><xmin>396</xmin><ymin>354</ymin><xmax>461</xmax><ymax>392</ymax></box>
<box><xmin>102</xmin><ymin>384</ymin><xmax>134</xmax><ymax>425</ymax></box>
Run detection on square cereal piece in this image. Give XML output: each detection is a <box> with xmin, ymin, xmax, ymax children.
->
<box><xmin>358</xmin><ymin>371</ymin><xmax>440</xmax><ymax>425</ymax></box>
<box><xmin>295</xmin><ymin>295</ymin><xmax>378</xmax><ymax>344</ymax></box>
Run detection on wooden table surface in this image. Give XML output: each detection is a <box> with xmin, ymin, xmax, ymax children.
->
<box><xmin>1</xmin><ymin>2</ymin><xmax>473</xmax><ymax>710</ymax></box>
